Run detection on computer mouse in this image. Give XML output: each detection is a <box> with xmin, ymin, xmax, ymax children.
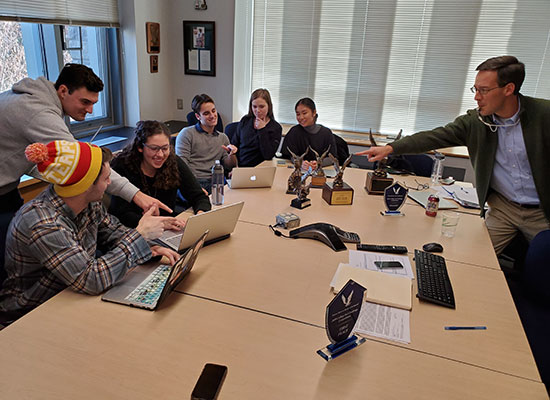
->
<box><xmin>422</xmin><ymin>242</ymin><xmax>444</xmax><ymax>253</ymax></box>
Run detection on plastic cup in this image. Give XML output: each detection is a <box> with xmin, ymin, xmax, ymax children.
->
<box><xmin>441</xmin><ymin>212</ymin><xmax>460</xmax><ymax>238</ymax></box>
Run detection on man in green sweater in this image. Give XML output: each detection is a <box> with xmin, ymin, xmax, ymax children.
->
<box><xmin>357</xmin><ymin>56</ymin><xmax>550</xmax><ymax>255</ymax></box>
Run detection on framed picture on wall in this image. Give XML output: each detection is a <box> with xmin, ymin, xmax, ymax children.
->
<box><xmin>183</xmin><ymin>21</ymin><xmax>215</xmax><ymax>76</ymax></box>
<box><xmin>146</xmin><ymin>22</ymin><xmax>160</xmax><ymax>53</ymax></box>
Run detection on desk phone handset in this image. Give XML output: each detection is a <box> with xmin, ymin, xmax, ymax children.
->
<box><xmin>289</xmin><ymin>223</ymin><xmax>360</xmax><ymax>252</ymax></box>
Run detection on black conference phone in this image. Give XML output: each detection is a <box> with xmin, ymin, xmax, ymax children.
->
<box><xmin>289</xmin><ymin>223</ymin><xmax>360</xmax><ymax>252</ymax></box>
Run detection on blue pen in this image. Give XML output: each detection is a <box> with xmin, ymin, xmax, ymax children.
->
<box><xmin>444</xmin><ymin>326</ymin><xmax>486</xmax><ymax>330</ymax></box>
<box><xmin>441</xmin><ymin>186</ymin><xmax>455</xmax><ymax>198</ymax></box>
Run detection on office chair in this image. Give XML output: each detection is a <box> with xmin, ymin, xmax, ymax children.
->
<box><xmin>387</xmin><ymin>154</ymin><xmax>434</xmax><ymax>177</ymax></box>
<box><xmin>333</xmin><ymin>134</ymin><xmax>350</xmax><ymax>165</ymax></box>
<box><xmin>186</xmin><ymin>111</ymin><xmax>224</xmax><ymax>132</ymax></box>
<box><xmin>523</xmin><ymin>230</ymin><xmax>550</xmax><ymax>304</ymax></box>
<box><xmin>224</xmin><ymin>122</ymin><xmax>239</xmax><ymax>144</ymax></box>
<box><xmin>505</xmin><ymin>230</ymin><xmax>550</xmax><ymax>393</ymax></box>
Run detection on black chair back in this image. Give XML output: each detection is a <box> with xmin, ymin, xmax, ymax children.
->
<box><xmin>225</xmin><ymin>122</ymin><xmax>239</xmax><ymax>144</ymax></box>
<box><xmin>523</xmin><ymin>229</ymin><xmax>550</xmax><ymax>304</ymax></box>
<box><xmin>333</xmin><ymin>134</ymin><xmax>350</xmax><ymax>165</ymax></box>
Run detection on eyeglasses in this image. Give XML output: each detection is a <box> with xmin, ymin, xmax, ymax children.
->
<box><xmin>401</xmin><ymin>179</ymin><xmax>429</xmax><ymax>191</ymax></box>
<box><xmin>470</xmin><ymin>86</ymin><xmax>501</xmax><ymax>95</ymax></box>
<box><xmin>143</xmin><ymin>144</ymin><xmax>170</xmax><ymax>154</ymax></box>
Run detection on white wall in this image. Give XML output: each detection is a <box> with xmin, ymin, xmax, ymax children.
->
<box><xmin>167</xmin><ymin>0</ymin><xmax>236</xmax><ymax>125</ymax></box>
<box><xmin>119</xmin><ymin>0</ymin><xmax>236</xmax><ymax>127</ymax></box>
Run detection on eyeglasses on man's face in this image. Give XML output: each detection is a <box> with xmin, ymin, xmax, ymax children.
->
<box><xmin>470</xmin><ymin>85</ymin><xmax>501</xmax><ymax>95</ymax></box>
<box><xmin>143</xmin><ymin>143</ymin><xmax>170</xmax><ymax>154</ymax></box>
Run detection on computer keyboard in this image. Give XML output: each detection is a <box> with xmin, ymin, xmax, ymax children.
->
<box><xmin>125</xmin><ymin>265</ymin><xmax>171</xmax><ymax>305</ymax></box>
<box><xmin>414</xmin><ymin>249</ymin><xmax>455</xmax><ymax>309</ymax></box>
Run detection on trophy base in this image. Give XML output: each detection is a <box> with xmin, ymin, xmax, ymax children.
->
<box><xmin>291</xmin><ymin>197</ymin><xmax>311</xmax><ymax>209</ymax></box>
<box><xmin>310</xmin><ymin>176</ymin><xmax>327</xmax><ymax>188</ymax></box>
<box><xmin>322</xmin><ymin>182</ymin><xmax>354</xmax><ymax>205</ymax></box>
<box><xmin>380</xmin><ymin>210</ymin><xmax>405</xmax><ymax>217</ymax></box>
<box><xmin>317</xmin><ymin>334</ymin><xmax>366</xmax><ymax>361</ymax></box>
<box><xmin>365</xmin><ymin>172</ymin><xmax>393</xmax><ymax>195</ymax></box>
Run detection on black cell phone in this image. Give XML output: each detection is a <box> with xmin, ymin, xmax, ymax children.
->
<box><xmin>191</xmin><ymin>363</ymin><xmax>227</xmax><ymax>400</ymax></box>
<box><xmin>374</xmin><ymin>261</ymin><xmax>404</xmax><ymax>269</ymax></box>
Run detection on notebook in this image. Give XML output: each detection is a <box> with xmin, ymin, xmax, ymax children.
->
<box><xmin>228</xmin><ymin>166</ymin><xmax>276</xmax><ymax>189</ymax></box>
<box><xmin>159</xmin><ymin>201</ymin><xmax>244</xmax><ymax>253</ymax></box>
<box><xmin>330</xmin><ymin>263</ymin><xmax>412</xmax><ymax>310</ymax></box>
<box><xmin>407</xmin><ymin>190</ymin><xmax>459</xmax><ymax>210</ymax></box>
<box><xmin>101</xmin><ymin>230</ymin><xmax>208</xmax><ymax>310</ymax></box>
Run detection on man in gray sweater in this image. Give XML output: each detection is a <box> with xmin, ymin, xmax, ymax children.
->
<box><xmin>175</xmin><ymin>94</ymin><xmax>238</xmax><ymax>193</ymax></box>
<box><xmin>0</xmin><ymin>64</ymin><xmax>172</xmax><ymax>281</ymax></box>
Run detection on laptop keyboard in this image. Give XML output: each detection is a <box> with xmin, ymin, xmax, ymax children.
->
<box><xmin>125</xmin><ymin>265</ymin><xmax>171</xmax><ymax>305</ymax></box>
<box><xmin>163</xmin><ymin>232</ymin><xmax>183</xmax><ymax>250</ymax></box>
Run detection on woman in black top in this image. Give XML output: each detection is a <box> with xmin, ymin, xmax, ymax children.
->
<box><xmin>109</xmin><ymin>120</ymin><xmax>211</xmax><ymax>228</ymax></box>
<box><xmin>232</xmin><ymin>88</ymin><xmax>282</xmax><ymax>167</ymax></box>
<box><xmin>280</xmin><ymin>97</ymin><xmax>336</xmax><ymax>170</ymax></box>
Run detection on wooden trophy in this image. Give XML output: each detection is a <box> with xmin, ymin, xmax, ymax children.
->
<box><xmin>322</xmin><ymin>154</ymin><xmax>354</xmax><ymax>205</ymax></box>
<box><xmin>310</xmin><ymin>146</ymin><xmax>330</xmax><ymax>188</ymax></box>
<box><xmin>365</xmin><ymin>129</ymin><xmax>401</xmax><ymax>195</ymax></box>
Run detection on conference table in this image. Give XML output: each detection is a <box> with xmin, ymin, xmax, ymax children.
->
<box><xmin>0</xmin><ymin>164</ymin><xmax>547</xmax><ymax>399</ymax></box>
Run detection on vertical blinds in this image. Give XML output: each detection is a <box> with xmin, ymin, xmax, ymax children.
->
<box><xmin>0</xmin><ymin>0</ymin><xmax>119</xmax><ymax>27</ymax></box>
<box><xmin>251</xmin><ymin>0</ymin><xmax>550</xmax><ymax>135</ymax></box>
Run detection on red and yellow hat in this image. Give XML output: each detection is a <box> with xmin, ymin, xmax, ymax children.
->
<box><xmin>25</xmin><ymin>140</ymin><xmax>103</xmax><ymax>197</ymax></box>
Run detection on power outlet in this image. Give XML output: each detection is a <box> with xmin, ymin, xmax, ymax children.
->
<box><xmin>176</xmin><ymin>98</ymin><xmax>184</xmax><ymax>109</ymax></box>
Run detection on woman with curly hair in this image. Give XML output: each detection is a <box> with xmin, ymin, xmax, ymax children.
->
<box><xmin>109</xmin><ymin>120</ymin><xmax>211</xmax><ymax>228</ymax></box>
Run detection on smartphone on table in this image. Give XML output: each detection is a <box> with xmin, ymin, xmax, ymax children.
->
<box><xmin>374</xmin><ymin>261</ymin><xmax>404</xmax><ymax>269</ymax></box>
<box><xmin>191</xmin><ymin>363</ymin><xmax>227</xmax><ymax>400</ymax></box>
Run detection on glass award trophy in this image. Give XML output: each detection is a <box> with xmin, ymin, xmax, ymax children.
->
<box><xmin>317</xmin><ymin>279</ymin><xmax>367</xmax><ymax>361</ymax></box>
<box><xmin>382</xmin><ymin>182</ymin><xmax>408</xmax><ymax>216</ymax></box>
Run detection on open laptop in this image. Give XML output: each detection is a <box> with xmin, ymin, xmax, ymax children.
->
<box><xmin>407</xmin><ymin>190</ymin><xmax>459</xmax><ymax>210</ymax></box>
<box><xmin>159</xmin><ymin>201</ymin><xmax>244</xmax><ymax>253</ymax></box>
<box><xmin>228</xmin><ymin>166</ymin><xmax>276</xmax><ymax>189</ymax></box>
<box><xmin>101</xmin><ymin>230</ymin><xmax>208</xmax><ymax>310</ymax></box>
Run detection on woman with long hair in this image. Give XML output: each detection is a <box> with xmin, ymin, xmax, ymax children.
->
<box><xmin>109</xmin><ymin>120</ymin><xmax>211</xmax><ymax>228</ymax></box>
<box><xmin>232</xmin><ymin>88</ymin><xmax>282</xmax><ymax>167</ymax></box>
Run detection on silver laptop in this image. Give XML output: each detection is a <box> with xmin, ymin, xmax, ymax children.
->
<box><xmin>407</xmin><ymin>190</ymin><xmax>459</xmax><ymax>210</ymax></box>
<box><xmin>101</xmin><ymin>231</ymin><xmax>208</xmax><ymax>310</ymax></box>
<box><xmin>159</xmin><ymin>201</ymin><xmax>244</xmax><ymax>252</ymax></box>
<box><xmin>228</xmin><ymin>166</ymin><xmax>276</xmax><ymax>189</ymax></box>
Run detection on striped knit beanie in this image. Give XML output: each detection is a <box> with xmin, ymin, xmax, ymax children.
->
<box><xmin>25</xmin><ymin>140</ymin><xmax>103</xmax><ymax>197</ymax></box>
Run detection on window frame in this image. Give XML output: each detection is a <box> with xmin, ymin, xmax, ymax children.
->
<box><xmin>16</xmin><ymin>22</ymin><xmax>123</xmax><ymax>138</ymax></box>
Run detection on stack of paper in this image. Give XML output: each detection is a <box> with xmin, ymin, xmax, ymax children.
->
<box><xmin>330</xmin><ymin>263</ymin><xmax>412</xmax><ymax>310</ymax></box>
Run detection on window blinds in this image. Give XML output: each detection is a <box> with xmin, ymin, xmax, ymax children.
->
<box><xmin>249</xmin><ymin>0</ymin><xmax>550</xmax><ymax>135</ymax></box>
<box><xmin>0</xmin><ymin>0</ymin><xmax>119</xmax><ymax>27</ymax></box>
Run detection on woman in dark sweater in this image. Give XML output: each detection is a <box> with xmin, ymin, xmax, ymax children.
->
<box><xmin>232</xmin><ymin>88</ymin><xmax>282</xmax><ymax>167</ymax></box>
<box><xmin>280</xmin><ymin>97</ymin><xmax>336</xmax><ymax>170</ymax></box>
<box><xmin>109</xmin><ymin>120</ymin><xmax>211</xmax><ymax>228</ymax></box>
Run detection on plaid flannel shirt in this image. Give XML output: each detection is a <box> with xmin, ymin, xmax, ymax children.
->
<box><xmin>0</xmin><ymin>186</ymin><xmax>152</xmax><ymax>318</ymax></box>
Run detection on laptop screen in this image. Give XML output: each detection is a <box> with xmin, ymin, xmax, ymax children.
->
<box><xmin>156</xmin><ymin>230</ymin><xmax>209</xmax><ymax>305</ymax></box>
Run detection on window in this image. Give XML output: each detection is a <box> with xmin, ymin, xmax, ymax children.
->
<box><xmin>0</xmin><ymin>21</ymin><xmax>122</xmax><ymax>137</ymax></box>
<box><xmin>235</xmin><ymin>0</ymin><xmax>550</xmax><ymax>135</ymax></box>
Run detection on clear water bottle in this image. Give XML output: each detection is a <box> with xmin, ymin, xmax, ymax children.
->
<box><xmin>211</xmin><ymin>160</ymin><xmax>224</xmax><ymax>205</ymax></box>
<box><xmin>430</xmin><ymin>152</ymin><xmax>445</xmax><ymax>186</ymax></box>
